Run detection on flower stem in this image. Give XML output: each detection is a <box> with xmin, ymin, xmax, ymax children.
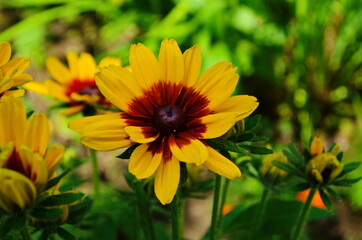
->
<box><xmin>134</xmin><ymin>180</ymin><xmax>156</xmax><ymax>240</ymax></box>
<box><xmin>20</xmin><ymin>225</ymin><xmax>32</xmax><ymax>240</ymax></box>
<box><xmin>217</xmin><ymin>178</ymin><xmax>230</xmax><ymax>228</ymax></box>
<box><xmin>250</xmin><ymin>188</ymin><xmax>270</xmax><ymax>238</ymax></box>
<box><xmin>210</xmin><ymin>174</ymin><xmax>222</xmax><ymax>240</ymax></box>
<box><xmin>291</xmin><ymin>187</ymin><xmax>317</xmax><ymax>240</ymax></box>
<box><xmin>171</xmin><ymin>191</ymin><xmax>182</xmax><ymax>240</ymax></box>
<box><xmin>89</xmin><ymin>148</ymin><xmax>100</xmax><ymax>199</ymax></box>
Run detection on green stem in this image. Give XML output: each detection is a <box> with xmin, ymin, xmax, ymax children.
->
<box><xmin>171</xmin><ymin>191</ymin><xmax>182</xmax><ymax>240</ymax></box>
<box><xmin>89</xmin><ymin>148</ymin><xmax>100</xmax><ymax>199</ymax></box>
<box><xmin>291</xmin><ymin>188</ymin><xmax>317</xmax><ymax>240</ymax></box>
<box><xmin>210</xmin><ymin>174</ymin><xmax>222</xmax><ymax>240</ymax></box>
<box><xmin>134</xmin><ymin>180</ymin><xmax>156</xmax><ymax>240</ymax></box>
<box><xmin>217</xmin><ymin>178</ymin><xmax>230</xmax><ymax>229</ymax></box>
<box><xmin>20</xmin><ymin>225</ymin><xmax>32</xmax><ymax>240</ymax></box>
<box><xmin>250</xmin><ymin>188</ymin><xmax>270</xmax><ymax>238</ymax></box>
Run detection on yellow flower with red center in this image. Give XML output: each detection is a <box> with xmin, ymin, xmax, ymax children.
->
<box><xmin>0</xmin><ymin>42</ymin><xmax>32</xmax><ymax>98</ymax></box>
<box><xmin>25</xmin><ymin>52</ymin><xmax>121</xmax><ymax>116</ymax></box>
<box><xmin>69</xmin><ymin>39</ymin><xmax>259</xmax><ymax>204</ymax></box>
<box><xmin>0</xmin><ymin>96</ymin><xmax>64</xmax><ymax>213</ymax></box>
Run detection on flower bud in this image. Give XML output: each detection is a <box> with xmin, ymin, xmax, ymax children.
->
<box><xmin>306</xmin><ymin>153</ymin><xmax>343</xmax><ymax>184</ymax></box>
<box><xmin>261</xmin><ymin>152</ymin><xmax>289</xmax><ymax>182</ymax></box>
<box><xmin>310</xmin><ymin>137</ymin><xmax>324</xmax><ymax>156</ymax></box>
<box><xmin>0</xmin><ymin>168</ymin><xmax>36</xmax><ymax>214</ymax></box>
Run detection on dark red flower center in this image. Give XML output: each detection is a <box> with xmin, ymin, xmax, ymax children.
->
<box><xmin>152</xmin><ymin>105</ymin><xmax>185</xmax><ymax>136</ymax></box>
<box><xmin>65</xmin><ymin>79</ymin><xmax>102</xmax><ymax>101</ymax></box>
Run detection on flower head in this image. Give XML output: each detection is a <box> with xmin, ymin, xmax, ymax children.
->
<box><xmin>296</xmin><ymin>189</ymin><xmax>326</xmax><ymax>209</ymax></box>
<box><xmin>0</xmin><ymin>96</ymin><xmax>64</xmax><ymax>213</ymax></box>
<box><xmin>0</xmin><ymin>42</ymin><xmax>32</xmax><ymax>98</ymax></box>
<box><xmin>261</xmin><ymin>152</ymin><xmax>289</xmax><ymax>182</ymax></box>
<box><xmin>24</xmin><ymin>52</ymin><xmax>121</xmax><ymax>116</ymax></box>
<box><xmin>69</xmin><ymin>39</ymin><xmax>259</xmax><ymax>204</ymax></box>
<box><xmin>306</xmin><ymin>137</ymin><xmax>343</xmax><ymax>184</ymax></box>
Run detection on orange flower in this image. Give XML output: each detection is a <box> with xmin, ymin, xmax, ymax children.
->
<box><xmin>296</xmin><ymin>189</ymin><xmax>326</xmax><ymax>209</ymax></box>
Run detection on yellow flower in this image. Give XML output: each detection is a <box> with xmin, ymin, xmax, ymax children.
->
<box><xmin>0</xmin><ymin>168</ymin><xmax>36</xmax><ymax>214</ymax></box>
<box><xmin>306</xmin><ymin>153</ymin><xmax>343</xmax><ymax>184</ymax></box>
<box><xmin>310</xmin><ymin>137</ymin><xmax>324</xmax><ymax>156</ymax></box>
<box><xmin>0</xmin><ymin>42</ymin><xmax>32</xmax><ymax>98</ymax></box>
<box><xmin>261</xmin><ymin>152</ymin><xmax>289</xmax><ymax>182</ymax></box>
<box><xmin>0</xmin><ymin>96</ymin><xmax>64</xmax><ymax>193</ymax></box>
<box><xmin>24</xmin><ymin>52</ymin><xmax>121</xmax><ymax>116</ymax></box>
<box><xmin>69</xmin><ymin>39</ymin><xmax>259</xmax><ymax>204</ymax></box>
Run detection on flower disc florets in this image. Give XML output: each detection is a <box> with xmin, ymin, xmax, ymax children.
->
<box><xmin>152</xmin><ymin>105</ymin><xmax>186</xmax><ymax>136</ymax></box>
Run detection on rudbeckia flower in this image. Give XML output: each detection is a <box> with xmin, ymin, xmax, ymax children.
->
<box><xmin>24</xmin><ymin>52</ymin><xmax>121</xmax><ymax>116</ymax></box>
<box><xmin>0</xmin><ymin>96</ymin><xmax>64</xmax><ymax>213</ymax></box>
<box><xmin>69</xmin><ymin>39</ymin><xmax>259</xmax><ymax>204</ymax></box>
<box><xmin>0</xmin><ymin>42</ymin><xmax>32</xmax><ymax>98</ymax></box>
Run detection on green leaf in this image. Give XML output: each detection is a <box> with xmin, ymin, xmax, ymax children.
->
<box><xmin>39</xmin><ymin>193</ymin><xmax>84</xmax><ymax>206</ymax></box>
<box><xmin>30</xmin><ymin>207</ymin><xmax>64</xmax><ymax>221</ymax></box>
<box><xmin>287</xmin><ymin>182</ymin><xmax>311</xmax><ymax>191</ymax></box>
<box><xmin>39</xmin><ymin>230</ymin><xmax>50</xmax><ymax>240</ymax></box>
<box><xmin>244</xmin><ymin>114</ymin><xmax>261</xmax><ymax>131</ymax></box>
<box><xmin>333</xmin><ymin>177</ymin><xmax>362</xmax><ymax>186</ymax></box>
<box><xmin>26</xmin><ymin>110</ymin><xmax>34</xmax><ymax>118</ymax></box>
<box><xmin>205</xmin><ymin>138</ymin><xmax>249</xmax><ymax>154</ymax></box>
<box><xmin>250</xmin><ymin>136</ymin><xmax>269</xmax><ymax>142</ymax></box>
<box><xmin>288</xmin><ymin>143</ymin><xmax>304</xmax><ymax>166</ymax></box>
<box><xmin>0</xmin><ymin>214</ymin><xmax>26</xmax><ymax>236</ymax></box>
<box><xmin>179</xmin><ymin>162</ymin><xmax>188</xmax><ymax>185</ymax></box>
<box><xmin>272</xmin><ymin>160</ymin><xmax>304</xmax><ymax>177</ymax></box>
<box><xmin>241</xmin><ymin>145</ymin><xmax>273</xmax><ymax>155</ymax></box>
<box><xmin>44</xmin><ymin>169</ymin><xmax>70</xmax><ymax>191</ymax></box>
<box><xmin>325</xmin><ymin>187</ymin><xmax>342</xmax><ymax>201</ymax></box>
<box><xmin>228</xmin><ymin>132</ymin><xmax>255</xmax><ymax>142</ymax></box>
<box><xmin>338</xmin><ymin>161</ymin><xmax>361</xmax><ymax>177</ymax></box>
<box><xmin>59</xmin><ymin>179</ymin><xmax>89</xmax><ymax>192</ymax></box>
<box><xmin>327</xmin><ymin>143</ymin><xmax>337</xmax><ymax>153</ymax></box>
<box><xmin>67</xmin><ymin>197</ymin><xmax>93</xmax><ymax>223</ymax></box>
<box><xmin>319</xmin><ymin>189</ymin><xmax>332</xmax><ymax>210</ymax></box>
<box><xmin>336</xmin><ymin>152</ymin><xmax>343</xmax><ymax>162</ymax></box>
<box><xmin>57</xmin><ymin>227</ymin><xmax>76</xmax><ymax>240</ymax></box>
<box><xmin>116</xmin><ymin>144</ymin><xmax>140</xmax><ymax>159</ymax></box>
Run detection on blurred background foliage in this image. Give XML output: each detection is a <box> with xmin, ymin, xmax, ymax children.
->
<box><xmin>1</xmin><ymin>0</ymin><xmax>362</xmax><ymax>239</ymax></box>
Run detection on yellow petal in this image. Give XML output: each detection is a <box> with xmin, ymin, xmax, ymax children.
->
<box><xmin>310</xmin><ymin>137</ymin><xmax>324</xmax><ymax>156</ymax></box>
<box><xmin>23</xmin><ymin>81</ymin><xmax>49</xmax><ymax>95</ymax></box>
<box><xmin>124</xmin><ymin>126</ymin><xmax>159</xmax><ymax>143</ymax></box>
<box><xmin>195</xmin><ymin>61</ymin><xmax>238</xmax><ymax>110</ymax></box>
<box><xmin>79</xmin><ymin>52</ymin><xmax>97</xmax><ymax>80</ymax></box>
<box><xmin>158</xmin><ymin>39</ymin><xmax>184</xmax><ymax>84</ymax></box>
<box><xmin>44</xmin><ymin>144</ymin><xmax>64</xmax><ymax>177</ymax></box>
<box><xmin>183</xmin><ymin>45</ymin><xmax>201</xmax><ymax>86</ymax></box>
<box><xmin>12</xmin><ymin>73</ymin><xmax>32</xmax><ymax>86</ymax></box>
<box><xmin>0</xmin><ymin>96</ymin><xmax>26</xmax><ymax>149</ymax></box>
<box><xmin>95</xmin><ymin>65</ymin><xmax>141</xmax><ymax>111</ymax></box>
<box><xmin>2</xmin><ymin>89</ymin><xmax>25</xmax><ymax>98</ymax></box>
<box><xmin>46</xmin><ymin>56</ymin><xmax>72</xmax><ymax>84</ymax></box>
<box><xmin>129</xmin><ymin>43</ymin><xmax>159</xmax><ymax>89</ymax></box>
<box><xmin>61</xmin><ymin>105</ymin><xmax>84</xmax><ymax>116</ymax></box>
<box><xmin>68</xmin><ymin>112</ymin><xmax>122</xmax><ymax>133</ymax></box>
<box><xmin>199</xmin><ymin>112</ymin><xmax>238</xmax><ymax>139</ymax></box>
<box><xmin>23</xmin><ymin>113</ymin><xmax>50</xmax><ymax>156</ymax></box>
<box><xmin>66</xmin><ymin>52</ymin><xmax>79</xmax><ymax>79</ymax></box>
<box><xmin>129</xmin><ymin>144</ymin><xmax>162</xmax><ymax>179</ymax></box>
<box><xmin>169</xmin><ymin>134</ymin><xmax>208</xmax><ymax>165</ymax></box>
<box><xmin>2</xmin><ymin>57</ymin><xmax>30</xmax><ymax>78</ymax></box>
<box><xmin>98</xmin><ymin>57</ymin><xmax>122</xmax><ymax>69</ymax></box>
<box><xmin>0</xmin><ymin>142</ymin><xmax>14</xmax><ymax>168</ymax></box>
<box><xmin>44</xmin><ymin>79</ymin><xmax>70</xmax><ymax>102</ymax></box>
<box><xmin>0</xmin><ymin>42</ymin><xmax>11</xmax><ymax>66</ymax></box>
<box><xmin>154</xmin><ymin>156</ymin><xmax>180</xmax><ymax>205</ymax></box>
<box><xmin>0</xmin><ymin>77</ymin><xmax>14</xmax><ymax>93</ymax></box>
<box><xmin>214</xmin><ymin>95</ymin><xmax>259</xmax><ymax>121</ymax></box>
<box><xmin>203</xmin><ymin>147</ymin><xmax>241</xmax><ymax>179</ymax></box>
<box><xmin>76</xmin><ymin>117</ymin><xmax>132</xmax><ymax>151</ymax></box>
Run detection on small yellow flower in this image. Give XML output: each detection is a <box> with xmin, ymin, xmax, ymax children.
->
<box><xmin>0</xmin><ymin>42</ymin><xmax>32</xmax><ymax>98</ymax></box>
<box><xmin>306</xmin><ymin>153</ymin><xmax>343</xmax><ymax>184</ymax></box>
<box><xmin>0</xmin><ymin>96</ymin><xmax>64</xmax><ymax>193</ymax></box>
<box><xmin>0</xmin><ymin>168</ymin><xmax>36</xmax><ymax>214</ymax></box>
<box><xmin>24</xmin><ymin>52</ymin><xmax>121</xmax><ymax>116</ymax></box>
<box><xmin>261</xmin><ymin>152</ymin><xmax>289</xmax><ymax>182</ymax></box>
<box><xmin>69</xmin><ymin>39</ymin><xmax>259</xmax><ymax>204</ymax></box>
